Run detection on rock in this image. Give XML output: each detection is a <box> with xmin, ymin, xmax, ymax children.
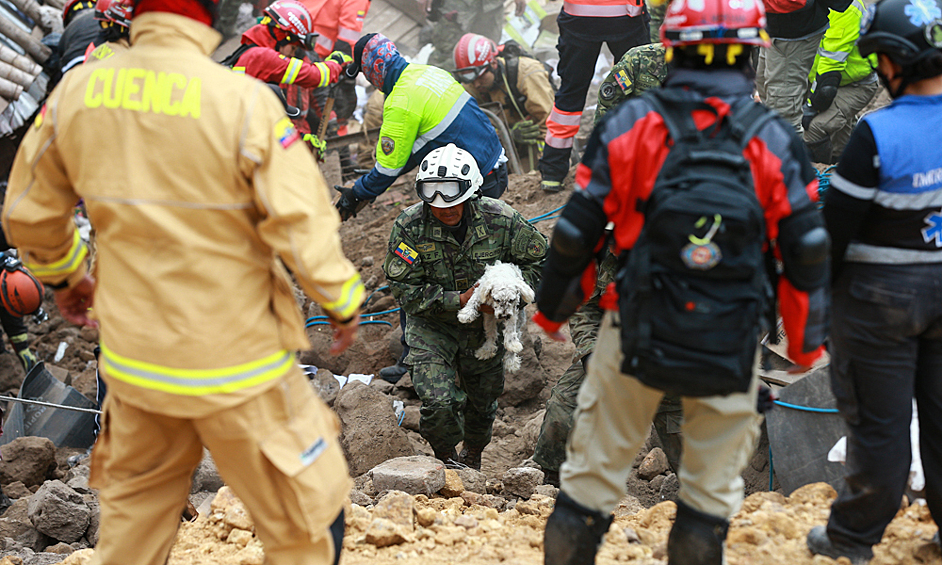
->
<box><xmin>0</xmin><ymin>499</ymin><xmax>51</xmax><ymax>552</ymax></box>
<box><xmin>638</xmin><ymin>447</ymin><xmax>670</xmax><ymax>480</ymax></box>
<box><xmin>659</xmin><ymin>472</ymin><xmax>679</xmax><ymax>502</ymax></box>
<box><xmin>0</xmin><ymin>438</ymin><xmax>58</xmax><ymax>488</ymax></box>
<box><xmin>349</xmin><ymin>490</ymin><xmax>372</xmax><ymax>507</ymax></box>
<box><xmin>453</xmin><ymin>515</ymin><xmax>478</xmax><ymax>529</ymax></box>
<box><xmin>83</xmin><ymin>498</ymin><xmax>99</xmax><ymax>547</ymax></box>
<box><xmin>2</xmin><ymin>483</ymin><xmax>31</xmax><ymax>500</ymax></box>
<box><xmin>335</xmin><ymin>382</ymin><xmax>415</xmax><ymax>476</ymax></box>
<box><xmin>440</xmin><ymin>470</ymin><xmax>464</xmax><ymax>498</ymax></box>
<box><xmin>56</xmin><ymin>548</ymin><xmax>94</xmax><ymax>565</ymax></box>
<box><xmin>455</xmin><ymin>468</ymin><xmax>486</xmax><ymax>494</ymax></box>
<box><xmin>460</xmin><ymin>491</ymin><xmax>485</xmax><ymax>507</ymax></box>
<box><xmin>533</xmin><ymin>484</ymin><xmax>558</xmax><ymax>499</ymax></box>
<box><xmin>613</xmin><ymin>494</ymin><xmax>644</xmax><ymax>518</ymax></box>
<box><xmin>27</xmin><ymin>481</ymin><xmax>89</xmax><ymax>543</ymax></box>
<box><xmin>364</xmin><ymin>517</ymin><xmax>409</xmax><ymax>547</ymax></box>
<box><xmin>211</xmin><ymin>487</ymin><xmax>254</xmax><ymax>532</ymax></box>
<box><xmin>227</xmin><ymin>528</ymin><xmax>253</xmax><ymax>547</ymax></box>
<box><xmin>361</xmin><ymin>256</ymin><xmax>374</xmax><ymax>267</ymax></box>
<box><xmin>372</xmin><ymin>491</ymin><xmax>413</xmax><ymax>531</ymax></box>
<box><xmin>401</xmin><ymin>406</ymin><xmax>421</xmax><ymax>432</ymax></box>
<box><xmin>498</xmin><ymin>332</ymin><xmax>545</xmax><ymax>406</ymax></box>
<box><xmin>501</xmin><ymin>467</ymin><xmax>544</xmax><ymax>499</ymax></box>
<box><xmin>190</xmin><ymin>450</ymin><xmax>224</xmax><ymax>494</ymax></box>
<box><xmin>370</xmin><ymin>456</ymin><xmax>445</xmax><ymax>496</ymax></box>
<box><xmin>44</xmin><ymin>542</ymin><xmax>73</xmax><ymax>554</ymax></box>
<box><xmin>309</xmin><ymin>368</ymin><xmax>341</xmax><ymax>406</ymax></box>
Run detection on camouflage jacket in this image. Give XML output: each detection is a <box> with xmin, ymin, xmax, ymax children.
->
<box><xmin>594</xmin><ymin>43</ymin><xmax>668</xmax><ymax>124</ymax></box>
<box><xmin>384</xmin><ymin>197</ymin><xmax>547</xmax><ymax>323</ymax></box>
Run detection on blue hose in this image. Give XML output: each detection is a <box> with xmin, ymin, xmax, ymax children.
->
<box><xmin>305</xmin><ymin>319</ymin><xmax>394</xmax><ymax>328</ymax></box>
<box><xmin>529</xmin><ymin>205</ymin><xmax>564</xmax><ymax>223</ymax></box>
<box><xmin>359</xmin><ymin>320</ymin><xmax>392</xmax><ymax>327</ymax></box>
<box><xmin>364</xmin><ymin>307</ymin><xmax>401</xmax><ymax>317</ymax></box>
<box><xmin>772</xmin><ymin>399</ymin><xmax>839</xmax><ymax>414</ymax></box>
<box><xmin>305</xmin><ymin>287</ymin><xmax>397</xmax><ymax>324</ymax></box>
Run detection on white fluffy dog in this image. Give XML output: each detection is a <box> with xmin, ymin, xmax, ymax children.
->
<box><xmin>457</xmin><ymin>261</ymin><xmax>534</xmax><ymax>373</ymax></box>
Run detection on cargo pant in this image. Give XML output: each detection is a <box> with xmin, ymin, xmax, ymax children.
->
<box><xmin>427</xmin><ymin>0</ymin><xmax>505</xmax><ymax>69</ymax></box>
<box><xmin>756</xmin><ymin>33</ymin><xmax>824</xmax><ymax>134</ymax></box>
<box><xmin>803</xmin><ymin>77</ymin><xmax>879</xmax><ymax>164</ymax></box>
<box><xmin>89</xmin><ymin>367</ymin><xmax>350</xmax><ymax>565</ymax></box>
<box><xmin>562</xmin><ymin>311</ymin><xmax>761</xmax><ymax>517</ymax></box>
<box><xmin>405</xmin><ymin>315</ymin><xmax>505</xmax><ymax>455</ymax></box>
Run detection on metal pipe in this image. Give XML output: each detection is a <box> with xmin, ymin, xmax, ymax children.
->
<box><xmin>0</xmin><ymin>395</ymin><xmax>101</xmax><ymax>415</ymax></box>
<box><xmin>480</xmin><ymin>107</ymin><xmax>523</xmax><ymax>175</ymax></box>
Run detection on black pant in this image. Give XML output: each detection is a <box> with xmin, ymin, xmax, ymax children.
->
<box><xmin>827</xmin><ymin>262</ymin><xmax>942</xmax><ymax>548</ymax></box>
<box><xmin>539</xmin><ymin>22</ymin><xmax>649</xmax><ymax>182</ymax></box>
<box><xmin>481</xmin><ymin>162</ymin><xmax>508</xmax><ymax>199</ymax></box>
<box><xmin>0</xmin><ymin>307</ymin><xmax>28</xmax><ymax>353</ymax></box>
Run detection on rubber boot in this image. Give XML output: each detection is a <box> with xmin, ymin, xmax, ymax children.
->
<box><xmin>806</xmin><ymin>525</ymin><xmax>873</xmax><ymax>565</ymax></box>
<box><xmin>458</xmin><ymin>444</ymin><xmax>484</xmax><ymax>470</ymax></box>
<box><xmin>667</xmin><ymin>501</ymin><xmax>729</xmax><ymax>565</ymax></box>
<box><xmin>544</xmin><ymin>491</ymin><xmax>613</xmax><ymax>565</ymax></box>
<box><xmin>379</xmin><ymin>363</ymin><xmax>408</xmax><ymax>384</ymax></box>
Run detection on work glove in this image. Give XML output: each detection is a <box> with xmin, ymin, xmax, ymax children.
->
<box><xmin>801</xmin><ymin>102</ymin><xmax>817</xmax><ymax>132</ymax></box>
<box><xmin>326</xmin><ymin>51</ymin><xmax>353</xmax><ymax>69</ymax></box>
<box><xmin>511</xmin><ymin>119</ymin><xmax>542</xmax><ymax>145</ymax></box>
<box><xmin>302</xmin><ymin>133</ymin><xmax>327</xmax><ymax>161</ymax></box>
<box><xmin>335</xmin><ymin>185</ymin><xmax>363</xmax><ymax>221</ymax></box>
<box><xmin>809</xmin><ymin>70</ymin><xmax>841</xmax><ymax>112</ymax></box>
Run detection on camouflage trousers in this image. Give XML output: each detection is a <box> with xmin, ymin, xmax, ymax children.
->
<box><xmin>532</xmin><ymin>355</ymin><xmax>684</xmax><ymax>473</ymax></box>
<box><xmin>426</xmin><ymin>0</ymin><xmax>504</xmax><ymax>69</ymax></box>
<box><xmin>405</xmin><ymin>315</ymin><xmax>505</xmax><ymax>455</ymax></box>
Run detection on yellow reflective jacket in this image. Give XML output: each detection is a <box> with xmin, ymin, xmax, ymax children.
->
<box><xmin>3</xmin><ymin>13</ymin><xmax>363</xmax><ymax>417</ymax></box>
<box><xmin>809</xmin><ymin>1</ymin><xmax>877</xmax><ymax>85</ymax></box>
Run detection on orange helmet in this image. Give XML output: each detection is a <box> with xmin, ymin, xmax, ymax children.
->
<box><xmin>263</xmin><ymin>0</ymin><xmax>317</xmax><ymax>50</ymax></box>
<box><xmin>452</xmin><ymin>33</ymin><xmax>498</xmax><ymax>83</ymax></box>
<box><xmin>660</xmin><ymin>0</ymin><xmax>770</xmax><ymax>48</ymax></box>
<box><xmin>95</xmin><ymin>0</ymin><xmax>134</xmax><ymax>28</ymax></box>
<box><xmin>0</xmin><ymin>259</ymin><xmax>43</xmax><ymax>317</ymax></box>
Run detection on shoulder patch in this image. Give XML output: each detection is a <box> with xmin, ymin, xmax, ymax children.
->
<box><xmin>614</xmin><ymin>68</ymin><xmax>632</xmax><ymax>91</ymax></box>
<box><xmin>381</xmin><ymin>136</ymin><xmax>395</xmax><ymax>155</ymax></box>
<box><xmin>275</xmin><ymin>117</ymin><xmax>299</xmax><ymax>149</ymax></box>
<box><xmin>395</xmin><ymin>242</ymin><xmax>418</xmax><ymax>264</ymax></box>
<box><xmin>415</xmin><ymin>243</ymin><xmax>436</xmax><ymax>252</ymax></box>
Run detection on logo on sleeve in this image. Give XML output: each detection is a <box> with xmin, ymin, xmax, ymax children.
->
<box><xmin>381</xmin><ymin>136</ymin><xmax>395</xmax><ymax>155</ymax></box>
<box><xmin>275</xmin><ymin>117</ymin><xmax>300</xmax><ymax>149</ymax></box>
<box><xmin>921</xmin><ymin>210</ymin><xmax>942</xmax><ymax>246</ymax></box>
<box><xmin>395</xmin><ymin>242</ymin><xmax>418</xmax><ymax>264</ymax></box>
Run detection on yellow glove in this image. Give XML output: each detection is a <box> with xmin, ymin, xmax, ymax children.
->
<box><xmin>302</xmin><ymin>134</ymin><xmax>326</xmax><ymax>161</ymax></box>
<box><xmin>326</xmin><ymin>51</ymin><xmax>353</xmax><ymax>67</ymax></box>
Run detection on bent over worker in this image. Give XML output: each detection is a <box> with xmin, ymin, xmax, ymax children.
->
<box><xmin>336</xmin><ymin>33</ymin><xmax>508</xmax><ymax>221</ymax></box>
<box><xmin>384</xmin><ymin>144</ymin><xmax>546</xmax><ymax>470</ymax></box>
<box><xmin>3</xmin><ymin>2</ymin><xmax>365</xmax><ymax>565</ymax></box>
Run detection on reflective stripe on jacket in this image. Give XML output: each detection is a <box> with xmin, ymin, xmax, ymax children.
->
<box><xmin>809</xmin><ymin>1</ymin><xmax>876</xmax><ymax>85</ymax></box>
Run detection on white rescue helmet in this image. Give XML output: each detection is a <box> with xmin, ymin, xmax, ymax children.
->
<box><xmin>415</xmin><ymin>144</ymin><xmax>483</xmax><ymax>208</ymax></box>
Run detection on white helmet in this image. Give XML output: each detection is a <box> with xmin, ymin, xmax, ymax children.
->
<box><xmin>415</xmin><ymin>144</ymin><xmax>483</xmax><ymax>208</ymax></box>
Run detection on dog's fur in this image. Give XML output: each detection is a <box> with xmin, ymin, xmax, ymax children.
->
<box><xmin>457</xmin><ymin>261</ymin><xmax>534</xmax><ymax>372</ymax></box>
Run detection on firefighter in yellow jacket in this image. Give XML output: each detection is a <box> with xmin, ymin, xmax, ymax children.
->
<box><xmin>3</xmin><ymin>3</ymin><xmax>364</xmax><ymax>565</ymax></box>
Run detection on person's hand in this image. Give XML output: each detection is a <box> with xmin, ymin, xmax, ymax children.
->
<box><xmin>511</xmin><ymin>120</ymin><xmax>542</xmax><ymax>145</ymax></box>
<box><xmin>54</xmin><ymin>274</ymin><xmax>98</xmax><ymax>328</ymax></box>
<box><xmin>514</xmin><ymin>0</ymin><xmax>526</xmax><ymax>16</ymax></box>
<box><xmin>303</xmin><ymin>134</ymin><xmax>326</xmax><ymax>161</ymax></box>
<box><xmin>329</xmin><ymin>315</ymin><xmax>359</xmax><ymax>355</ymax></box>
<box><xmin>326</xmin><ymin>51</ymin><xmax>352</xmax><ymax>69</ymax></box>
<box><xmin>334</xmin><ymin>185</ymin><xmax>362</xmax><ymax>221</ymax></box>
<box><xmin>458</xmin><ymin>284</ymin><xmax>494</xmax><ymax>314</ymax></box>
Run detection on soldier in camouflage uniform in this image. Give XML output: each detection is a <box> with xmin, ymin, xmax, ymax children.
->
<box><xmin>646</xmin><ymin>0</ymin><xmax>667</xmax><ymax>44</ymax></box>
<box><xmin>532</xmin><ymin>248</ymin><xmax>683</xmax><ymax>485</ymax></box>
<box><xmin>425</xmin><ymin>0</ymin><xmax>512</xmax><ymax>69</ymax></box>
<box><xmin>384</xmin><ymin>144</ymin><xmax>547</xmax><ymax>469</ymax></box>
<box><xmin>595</xmin><ymin>42</ymin><xmax>668</xmax><ymax>124</ymax></box>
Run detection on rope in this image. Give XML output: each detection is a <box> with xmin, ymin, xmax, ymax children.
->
<box><xmin>529</xmin><ymin>205</ymin><xmax>564</xmax><ymax>223</ymax></box>
<box><xmin>816</xmin><ymin>165</ymin><xmax>836</xmax><ymax>206</ymax></box>
<box><xmin>0</xmin><ymin>395</ymin><xmax>101</xmax><ymax>415</ymax></box>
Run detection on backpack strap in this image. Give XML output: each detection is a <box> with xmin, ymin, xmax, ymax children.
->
<box><xmin>501</xmin><ymin>57</ymin><xmax>530</xmax><ymax>120</ymax></box>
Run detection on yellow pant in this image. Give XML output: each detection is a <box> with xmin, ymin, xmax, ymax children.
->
<box><xmin>89</xmin><ymin>367</ymin><xmax>350</xmax><ymax>565</ymax></box>
<box><xmin>561</xmin><ymin>312</ymin><xmax>761</xmax><ymax>518</ymax></box>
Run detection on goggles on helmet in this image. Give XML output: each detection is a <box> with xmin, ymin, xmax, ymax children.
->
<box><xmin>452</xmin><ymin>65</ymin><xmax>488</xmax><ymax>84</ymax></box>
<box><xmin>416</xmin><ymin>179</ymin><xmax>472</xmax><ymax>204</ymax></box>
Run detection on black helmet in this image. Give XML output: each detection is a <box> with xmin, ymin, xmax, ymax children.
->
<box><xmin>857</xmin><ymin>0</ymin><xmax>942</xmax><ymax>88</ymax></box>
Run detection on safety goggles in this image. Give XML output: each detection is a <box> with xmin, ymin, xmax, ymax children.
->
<box><xmin>416</xmin><ymin>179</ymin><xmax>471</xmax><ymax>204</ymax></box>
<box><xmin>286</xmin><ymin>32</ymin><xmax>317</xmax><ymax>51</ymax></box>
<box><xmin>452</xmin><ymin>66</ymin><xmax>488</xmax><ymax>84</ymax></box>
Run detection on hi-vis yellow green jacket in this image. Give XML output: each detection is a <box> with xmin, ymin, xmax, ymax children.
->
<box><xmin>809</xmin><ymin>0</ymin><xmax>877</xmax><ymax>85</ymax></box>
<box><xmin>3</xmin><ymin>12</ymin><xmax>364</xmax><ymax>418</ymax></box>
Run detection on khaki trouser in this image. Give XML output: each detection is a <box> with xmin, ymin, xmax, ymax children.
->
<box><xmin>561</xmin><ymin>312</ymin><xmax>761</xmax><ymax>518</ymax></box>
<box><xmin>756</xmin><ymin>34</ymin><xmax>824</xmax><ymax>134</ymax></box>
<box><xmin>89</xmin><ymin>367</ymin><xmax>349</xmax><ymax>565</ymax></box>
<box><xmin>804</xmin><ymin>78</ymin><xmax>880</xmax><ymax>163</ymax></box>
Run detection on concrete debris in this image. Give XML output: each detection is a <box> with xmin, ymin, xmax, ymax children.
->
<box><xmin>26</xmin><ymin>480</ymin><xmax>89</xmax><ymax>543</ymax></box>
<box><xmin>370</xmin><ymin>456</ymin><xmax>445</xmax><ymax>496</ymax></box>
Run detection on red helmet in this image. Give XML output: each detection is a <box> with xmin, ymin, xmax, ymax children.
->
<box><xmin>126</xmin><ymin>0</ymin><xmax>220</xmax><ymax>25</ymax></box>
<box><xmin>263</xmin><ymin>0</ymin><xmax>316</xmax><ymax>50</ymax></box>
<box><xmin>0</xmin><ymin>263</ymin><xmax>43</xmax><ymax>317</ymax></box>
<box><xmin>95</xmin><ymin>0</ymin><xmax>134</xmax><ymax>28</ymax></box>
<box><xmin>660</xmin><ymin>0</ymin><xmax>770</xmax><ymax>48</ymax></box>
<box><xmin>452</xmin><ymin>33</ymin><xmax>498</xmax><ymax>83</ymax></box>
<box><xmin>63</xmin><ymin>0</ymin><xmax>95</xmax><ymax>26</ymax></box>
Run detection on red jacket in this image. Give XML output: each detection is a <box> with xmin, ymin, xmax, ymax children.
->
<box><xmin>306</xmin><ymin>0</ymin><xmax>371</xmax><ymax>57</ymax></box>
<box><xmin>233</xmin><ymin>25</ymin><xmax>340</xmax><ymax>89</ymax></box>
<box><xmin>535</xmin><ymin>68</ymin><xmax>827</xmax><ymax>367</ymax></box>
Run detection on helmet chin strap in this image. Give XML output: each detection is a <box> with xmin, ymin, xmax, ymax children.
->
<box><xmin>879</xmin><ymin>68</ymin><xmax>912</xmax><ymax>99</ymax></box>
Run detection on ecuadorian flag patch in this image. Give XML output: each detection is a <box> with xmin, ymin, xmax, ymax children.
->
<box><xmin>275</xmin><ymin>116</ymin><xmax>300</xmax><ymax>149</ymax></box>
<box><xmin>395</xmin><ymin>242</ymin><xmax>418</xmax><ymax>264</ymax></box>
<box><xmin>614</xmin><ymin>68</ymin><xmax>631</xmax><ymax>91</ymax></box>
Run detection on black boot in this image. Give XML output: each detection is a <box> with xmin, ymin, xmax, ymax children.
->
<box><xmin>806</xmin><ymin>525</ymin><xmax>873</xmax><ymax>565</ymax></box>
<box><xmin>544</xmin><ymin>491</ymin><xmax>613</xmax><ymax>565</ymax></box>
<box><xmin>667</xmin><ymin>501</ymin><xmax>729</xmax><ymax>565</ymax></box>
<box><xmin>379</xmin><ymin>363</ymin><xmax>408</xmax><ymax>384</ymax></box>
<box><xmin>458</xmin><ymin>444</ymin><xmax>484</xmax><ymax>470</ymax></box>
